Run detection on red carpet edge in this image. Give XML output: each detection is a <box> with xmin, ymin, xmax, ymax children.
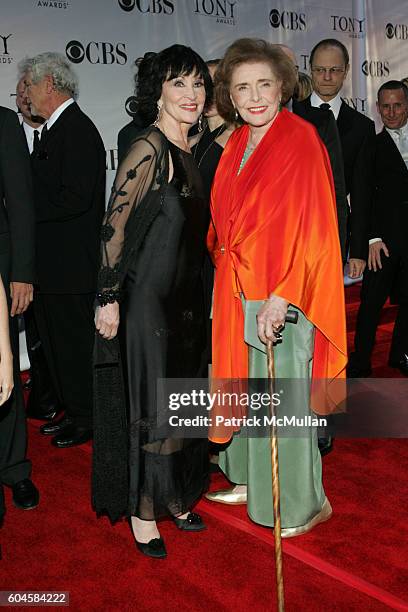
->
<box><xmin>196</xmin><ymin>499</ymin><xmax>408</xmax><ymax>612</ymax></box>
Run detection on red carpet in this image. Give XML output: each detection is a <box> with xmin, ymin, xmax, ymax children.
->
<box><xmin>1</xmin><ymin>284</ymin><xmax>408</xmax><ymax>611</ymax></box>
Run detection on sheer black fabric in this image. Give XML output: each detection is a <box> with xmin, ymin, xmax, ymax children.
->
<box><xmin>93</xmin><ymin>127</ymin><xmax>209</xmax><ymax>522</ymax></box>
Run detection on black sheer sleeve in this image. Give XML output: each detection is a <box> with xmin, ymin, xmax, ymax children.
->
<box><xmin>97</xmin><ymin>128</ymin><xmax>168</xmax><ymax>305</ymax></box>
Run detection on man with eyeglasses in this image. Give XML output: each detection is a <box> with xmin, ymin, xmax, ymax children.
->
<box><xmin>297</xmin><ymin>38</ymin><xmax>376</xmax><ymax>282</ymax></box>
<box><xmin>348</xmin><ymin>81</ymin><xmax>408</xmax><ymax>377</ymax></box>
<box><xmin>296</xmin><ymin>38</ymin><xmax>376</xmax><ymax>456</ymax></box>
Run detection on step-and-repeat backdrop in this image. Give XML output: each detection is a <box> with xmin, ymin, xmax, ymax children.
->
<box><xmin>1</xmin><ymin>0</ymin><xmax>408</xmax><ymax>189</ymax></box>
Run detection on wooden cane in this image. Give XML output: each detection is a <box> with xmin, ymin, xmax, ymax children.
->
<box><xmin>267</xmin><ymin>339</ymin><xmax>285</xmax><ymax>612</ymax></box>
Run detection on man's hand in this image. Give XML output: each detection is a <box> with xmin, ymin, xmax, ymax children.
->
<box><xmin>368</xmin><ymin>241</ymin><xmax>389</xmax><ymax>272</ymax></box>
<box><xmin>95</xmin><ymin>302</ymin><xmax>120</xmax><ymax>340</ymax></box>
<box><xmin>348</xmin><ymin>258</ymin><xmax>366</xmax><ymax>279</ymax></box>
<box><xmin>256</xmin><ymin>294</ymin><xmax>289</xmax><ymax>345</ymax></box>
<box><xmin>10</xmin><ymin>282</ymin><xmax>33</xmax><ymax>316</ymax></box>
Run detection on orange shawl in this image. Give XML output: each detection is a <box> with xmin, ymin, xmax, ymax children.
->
<box><xmin>208</xmin><ymin>109</ymin><xmax>347</xmax><ymax>439</ymax></box>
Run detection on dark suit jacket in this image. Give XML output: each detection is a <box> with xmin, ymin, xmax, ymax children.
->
<box><xmin>299</xmin><ymin>96</ymin><xmax>376</xmax><ymax>260</ymax></box>
<box><xmin>292</xmin><ymin>100</ymin><xmax>348</xmax><ymax>261</ymax></box>
<box><xmin>31</xmin><ymin>101</ymin><xmax>106</xmax><ymax>293</ymax></box>
<box><xmin>370</xmin><ymin>128</ymin><xmax>408</xmax><ymax>246</ymax></box>
<box><xmin>117</xmin><ymin>113</ymin><xmax>148</xmax><ymax>165</ymax></box>
<box><xmin>0</xmin><ymin>106</ymin><xmax>35</xmax><ymax>284</ymax></box>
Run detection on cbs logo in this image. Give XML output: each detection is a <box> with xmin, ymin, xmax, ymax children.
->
<box><xmin>66</xmin><ymin>40</ymin><xmax>127</xmax><ymax>65</ymax></box>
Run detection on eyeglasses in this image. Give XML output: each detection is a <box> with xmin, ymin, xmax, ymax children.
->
<box><xmin>311</xmin><ymin>67</ymin><xmax>346</xmax><ymax>75</ymax></box>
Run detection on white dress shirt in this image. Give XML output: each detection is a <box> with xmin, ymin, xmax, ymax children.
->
<box><xmin>385</xmin><ymin>122</ymin><xmax>408</xmax><ymax>169</ymax></box>
<box><xmin>45</xmin><ymin>98</ymin><xmax>75</xmax><ymax>130</ymax></box>
<box><xmin>310</xmin><ymin>91</ymin><xmax>342</xmax><ymax>120</ymax></box>
<box><xmin>22</xmin><ymin>121</ymin><xmax>44</xmax><ymax>155</ymax></box>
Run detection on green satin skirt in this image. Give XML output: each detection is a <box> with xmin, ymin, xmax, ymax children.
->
<box><xmin>218</xmin><ymin>300</ymin><xmax>325</xmax><ymax>528</ymax></box>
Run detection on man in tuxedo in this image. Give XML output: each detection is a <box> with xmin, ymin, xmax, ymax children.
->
<box><xmin>16</xmin><ymin>76</ymin><xmax>59</xmax><ymax>422</ymax></box>
<box><xmin>348</xmin><ymin>81</ymin><xmax>408</xmax><ymax>376</ymax></box>
<box><xmin>279</xmin><ymin>44</ymin><xmax>348</xmax><ymax>262</ymax></box>
<box><xmin>297</xmin><ymin>38</ymin><xmax>376</xmax><ymax>278</ymax></box>
<box><xmin>0</xmin><ymin>105</ymin><xmax>39</xmax><ymax>512</ymax></box>
<box><xmin>21</xmin><ymin>52</ymin><xmax>106</xmax><ymax>447</ymax></box>
<box><xmin>281</xmin><ymin>43</ymin><xmax>350</xmax><ymax>456</ymax></box>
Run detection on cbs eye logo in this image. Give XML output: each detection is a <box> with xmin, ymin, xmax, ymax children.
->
<box><xmin>117</xmin><ymin>0</ymin><xmax>174</xmax><ymax>13</ymax></box>
<box><xmin>66</xmin><ymin>40</ymin><xmax>84</xmax><ymax>64</ymax></box>
<box><xmin>386</xmin><ymin>23</ymin><xmax>395</xmax><ymax>39</ymax></box>
<box><xmin>125</xmin><ymin>96</ymin><xmax>138</xmax><ymax>116</ymax></box>
<box><xmin>66</xmin><ymin>40</ymin><xmax>127</xmax><ymax>65</ymax></box>
<box><xmin>118</xmin><ymin>0</ymin><xmax>134</xmax><ymax>10</ymax></box>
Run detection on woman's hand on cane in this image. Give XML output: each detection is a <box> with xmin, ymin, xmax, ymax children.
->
<box><xmin>95</xmin><ymin>302</ymin><xmax>120</xmax><ymax>340</ymax></box>
<box><xmin>257</xmin><ymin>294</ymin><xmax>289</xmax><ymax>345</ymax></box>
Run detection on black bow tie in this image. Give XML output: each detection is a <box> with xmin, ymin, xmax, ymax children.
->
<box><xmin>319</xmin><ymin>103</ymin><xmax>331</xmax><ymax>111</ymax></box>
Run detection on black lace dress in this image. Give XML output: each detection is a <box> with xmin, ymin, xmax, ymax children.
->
<box><xmin>93</xmin><ymin>127</ymin><xmax>209</xmax><ymax>522</ymax></box>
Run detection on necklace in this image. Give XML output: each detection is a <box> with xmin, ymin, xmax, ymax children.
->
<box><xmin>193</xmin><ymin>123</ymin><xmax>227</xmax><ymax>167</ymax></box>
<box><xmin>153</xmin><ymin>123</ymin><xmax>190</xmax><ymax>153</ymax></box>
<box><xmin>238</xmin><ymin>143</ymin><xmax>256</xmax><ymax>174</ymax></box>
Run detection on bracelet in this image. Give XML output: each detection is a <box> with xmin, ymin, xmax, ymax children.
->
<box><xmin>96</xmin><ymin>290</ymin><xmax>122</xmax><ymax>307</ymax></box>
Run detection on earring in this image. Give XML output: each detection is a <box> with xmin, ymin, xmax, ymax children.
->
<box><xmin>278</xmin><ymin>99</ymin><xmax>282</xmax><ymax>111</ymax></box>
<box><xmin>198</xmin><ymin>114</ymin><xmax>203</xmax><ymax>133</ymax></box>
<box><xmin>153</xmin><ymin>102</ymin><xmax>162</xmax><ymax>127</ymax></box>
<box><xmin>234</xmin><ymin>109</ymin><xmax>239</xmax><ymax>121</ymax></box>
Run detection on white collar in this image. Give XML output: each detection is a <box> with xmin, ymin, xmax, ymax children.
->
<box><xmin>310</xmin><ymin>92</ymin><xmax>342</xmax><ymax>120</ymax></box>
<box><xmin>45</xmin><ymin>98</ymin><xmax>74</xmax><ymax>131</ymax></box>
<box><xmin>22</xmin><ymin>120</ymin><xmax>44</xmax><ymax>135</ymax></box>
<box><xmin>385</xmin><ymin>121</ymin><xmax>408</xmax><ymax>137</ymax></box>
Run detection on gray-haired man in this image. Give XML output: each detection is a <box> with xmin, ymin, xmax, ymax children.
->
<box><xmin>21</xmin><ymin>52</ymin><xmax>106</xmax><ymax>447</ymax></box>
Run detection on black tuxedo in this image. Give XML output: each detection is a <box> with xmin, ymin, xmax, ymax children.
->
<box><xmin>32</xmin><ymin>102</ymin><xmax>105</xmax><ymax>293</ymax></box>
<box><xmin>0</xmin><ymin>107</ymin><xmax>35</xmax><ymax>510</ymax></box>
<box><xmin>292</xmin><ymin>100</ymin><xmax>348</xmax><ymax>261</ymax></box>
<box><xmin>31</xmin><ymin>101</ymin><xmax>105</xmax><ymax>428</ymax></box>
<box><xmin>298</xmin><ymin>97</ymin><xmax>376</xmax><ymax>260</ymax></box>
<box><xmin>350</xmin><ymin>127</ymin><xmax>408</xmax><ymax>369</ymax></box>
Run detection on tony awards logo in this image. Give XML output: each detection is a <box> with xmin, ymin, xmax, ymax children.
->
<box><xmin>0</xmin><ymin>34</ymin><xmax>13</xmax><ymax>65</ymax></box>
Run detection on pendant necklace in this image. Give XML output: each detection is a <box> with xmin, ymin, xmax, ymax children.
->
<box><xmin>193</xmin><ymin>123</ymin><xmax>227</xmax><ymax>168</ymax></box>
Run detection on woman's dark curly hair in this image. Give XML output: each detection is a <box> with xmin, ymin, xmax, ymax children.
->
<box><xmin>135</xmin><ymin>45</ymin><xmax>213</xmax><ymax>123</ymax></box>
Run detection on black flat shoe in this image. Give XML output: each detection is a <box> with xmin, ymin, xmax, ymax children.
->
<box><xmin>135</xmin><ymin>537</ymin><xmax>167</xmax><ymax>559</ymax></box>
<box><xmin>173</xmin><ymin>512</ymin><xmax>206</xmax><ymax>532</ymax></box>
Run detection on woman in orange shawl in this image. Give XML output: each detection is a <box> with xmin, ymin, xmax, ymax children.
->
<box><xmin>205</xmin><ymin>39</ymin><xmax>347</xmax><ymax>536</ymax></box>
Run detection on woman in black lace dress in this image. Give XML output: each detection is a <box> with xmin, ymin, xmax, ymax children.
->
<box><xmin>93</xmin><ymin>46</ymin><xmax>213</xmax><ymax>558</ymax></box>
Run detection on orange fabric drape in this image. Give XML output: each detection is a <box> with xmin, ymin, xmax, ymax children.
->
<box><xmin>208</xmin><ymin>109</ymin><xmax>347</xmax><ymax>442</ymax></box>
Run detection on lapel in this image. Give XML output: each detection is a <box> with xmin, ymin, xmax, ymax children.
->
<box><xmin>336</xmin><ymin>100</ymin><xmax>353</xmax><ymax>137</ymax></box>
<box><xmin>379</xmin><ymin>127</ymin><xmax>408</xmax><ymax>177</ymax></box>
<box><xmin>44</xmin><ymin>102</ymin><xmax>79</xmax><ymax>143</ymax></box>
<box><xmin>301</xmin><ymin>95</ymin><xmax>312</xmax><ymax>110</ymax></box>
